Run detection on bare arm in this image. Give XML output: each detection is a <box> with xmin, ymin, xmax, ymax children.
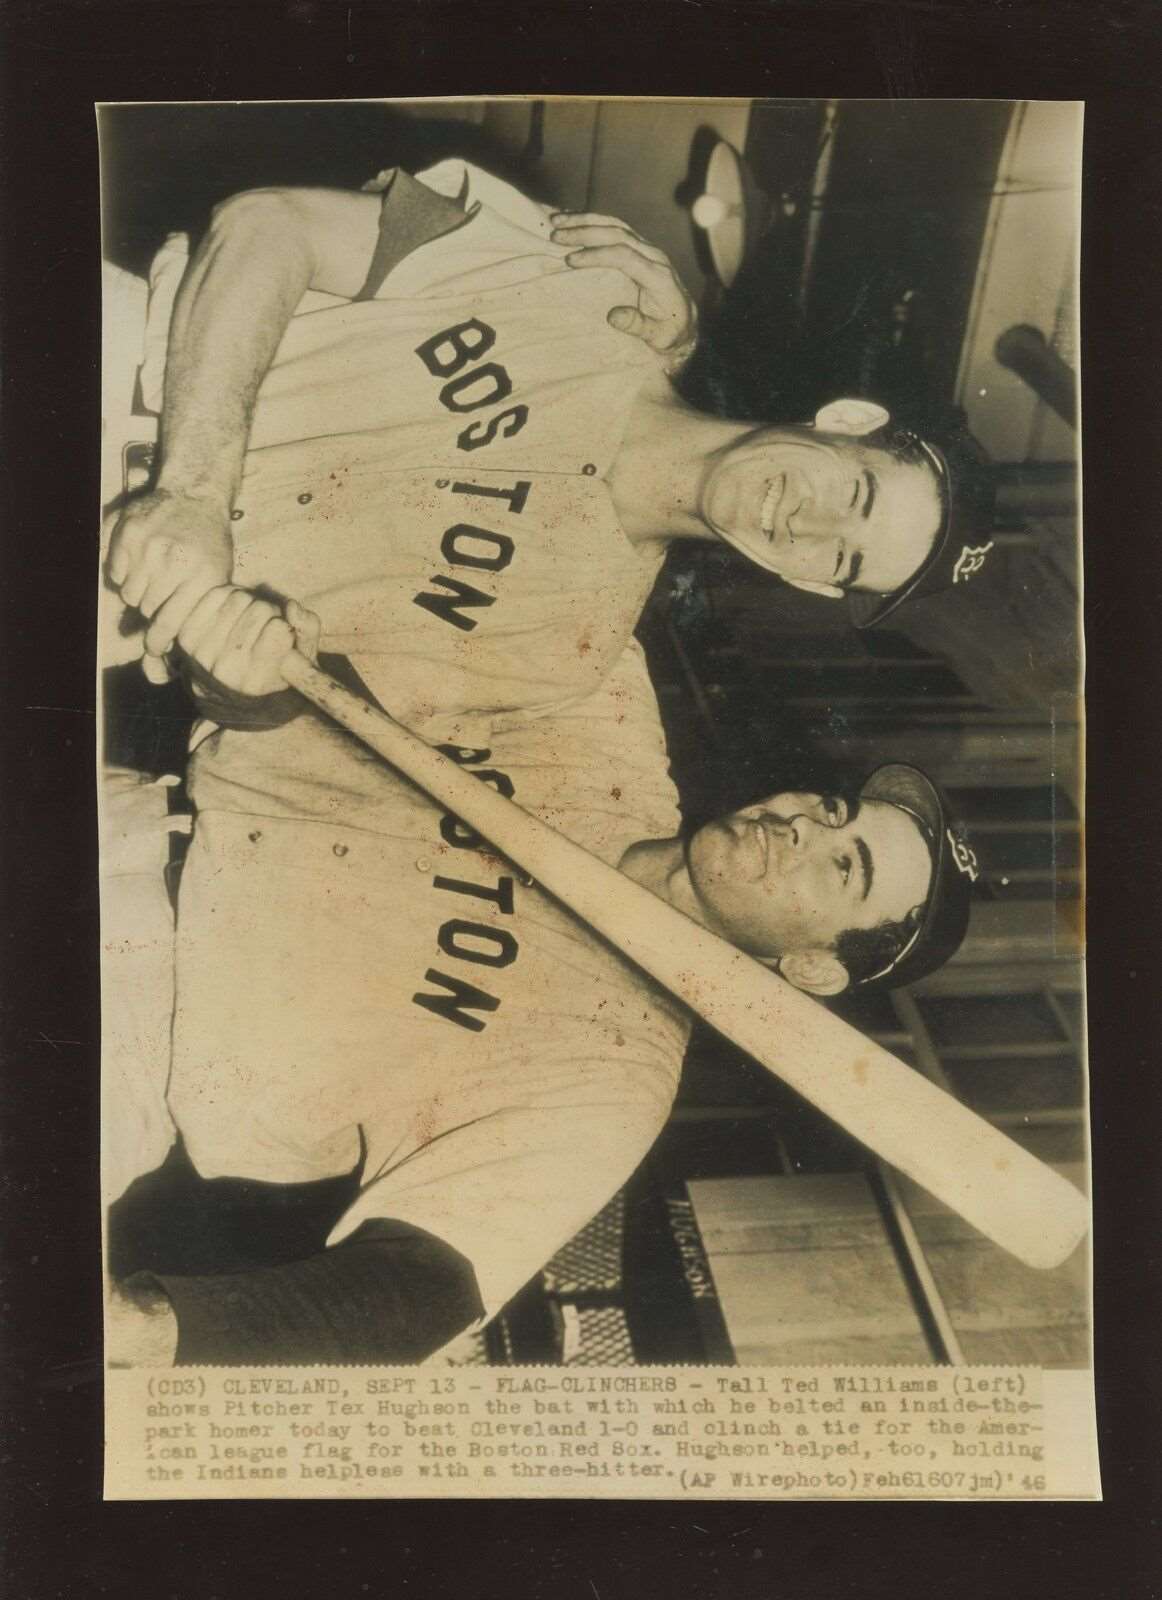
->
<box><xmin>156</xmin><ymin>187</ymin><xmax>382</xmax><ymax>506</ymax></box>
<box><xmin>107</xmin><ymin>187</ymin><xmax>383</xmax><ymax>658</ymax></box>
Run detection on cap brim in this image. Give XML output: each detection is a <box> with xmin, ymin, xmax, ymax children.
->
<box><xmin>860</xmin><ymin>763</ymin><xmax>945</xmax><ymax>839</ymax></box>
<box><xmin>856</xmin><ymin>764</ymin><xmax>952</xmax><ymax>988</ymax></box>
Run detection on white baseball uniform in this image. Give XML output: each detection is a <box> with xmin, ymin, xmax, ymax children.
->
<box><xmin>111</xmin><ymin>163</ymin><xmax>696</xmax><ymax>1312</ymax></box>
<box><xmin>169</xmin><ymin>642</ymin><xmax>690</xmax><ymax>1319</ymax></box>
<box><xmin>139</xmin><ymin>158</ymin><xmax>675</xmax><ymax>820</ymax></box>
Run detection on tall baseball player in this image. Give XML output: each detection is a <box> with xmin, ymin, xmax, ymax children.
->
<box><xmin>107</xmin><ymin>614</ymin><xmax>975</xmax><ymax>1367</ymax></box>
<box><xmin>107</xmin><ymin>157</ymin><xmax>997</xmax><ymax>729</ymax></box>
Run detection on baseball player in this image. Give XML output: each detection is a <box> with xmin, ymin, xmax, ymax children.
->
<box><xmin>107</xmin><ymin>158</ymin><xmax>996</xmax><ymax>725</ymax></box>
<box><xmin>106</xmin><ymin>602</ymin><xmax>976</xmax><ymax>1367</ymax></box>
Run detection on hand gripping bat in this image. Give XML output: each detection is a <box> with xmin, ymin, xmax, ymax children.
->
<box><xmin>281</xmin><ymin>651</ymin><xmax>1088</xmax><ymax>1271</ymax></box>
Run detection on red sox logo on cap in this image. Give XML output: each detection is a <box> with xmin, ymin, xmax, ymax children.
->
<box><xmin>947</xmin><ymin>829</ymin><xmax>980</xmax><ymax>882</ymax></box>
<box><xmin>951</xmin><ymin>541</ymin><xmax>994</xmax><ymax>584</ymax></box>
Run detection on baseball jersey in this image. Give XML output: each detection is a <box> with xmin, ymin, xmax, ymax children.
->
<box><xmin>168</xmin><ymin>642</ymin><xmax>690</xmax><ymax>1319</ymax></box>
<box><xmin>123</xmin><ymin>161</ymin><xmax>694</xmax><ymax>1316</ymax></box>
<box><xmin>141</xmin><ymin>158</ymin><xmax>675</xmax><ymax>817</ymax></box>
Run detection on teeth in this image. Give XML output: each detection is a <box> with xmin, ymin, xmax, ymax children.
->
<box><xmin>760</xmin><ymin>476</ymin><xmax>780</xmax><ymax>536</ymax></box>
<box><xmin>753</xmin><ymin>819</ymin><xmax>768</xmax><ymax>873</ymax></box>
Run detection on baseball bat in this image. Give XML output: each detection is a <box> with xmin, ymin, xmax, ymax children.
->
<box><xmin>281</xmin><ymin>651</ymin><xmax>1088</xmax><ymax>1271</ymax></box>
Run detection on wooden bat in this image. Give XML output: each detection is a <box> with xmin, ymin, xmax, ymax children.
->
<box><xmin>282</xmin><ymin>651</ymin><xmax>1089</xmax><ymax>1271</ymax></box>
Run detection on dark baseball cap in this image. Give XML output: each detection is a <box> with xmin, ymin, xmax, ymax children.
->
<box><xmin>847</xmin><ymin>425</ymin><xmax>998</xmax><ymax>630</ymax></box>
<box><xmin>854</xmin><ymin>763</ymin><xmax>977</xmax><ymax>989</ymax></box>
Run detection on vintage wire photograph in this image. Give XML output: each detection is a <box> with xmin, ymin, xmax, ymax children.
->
<box><xmin>97</xmin><ymin>97</ymin><xmax>1092</xmax><ymax>1499</ymax></box>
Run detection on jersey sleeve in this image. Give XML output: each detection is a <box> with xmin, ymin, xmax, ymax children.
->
<box><xmin>325</xmin><ymin>1030</ymin><xmax>683</xmax><ymax>1322</ymax></box>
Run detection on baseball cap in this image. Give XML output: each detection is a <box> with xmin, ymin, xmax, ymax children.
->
<box><xmin>847</xmin><ymin>425</ymin><xmax>998</xmax><ymax>630</ymax></box>
<box><xmin>855</xmin><ymin>763</ymin><xmax>977</xmax><ymax>989</ymax></box>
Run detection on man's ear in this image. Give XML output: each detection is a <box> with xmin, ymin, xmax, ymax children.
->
<box><xmin>777</xmin><ymin>948</ymin><xmax>850</xmax><ymax>997</ymax></box>
<box><xmin>784</xmin><ymin>576</ymin><xmax>845</xmax><ymax>601</ymax></box>
<box><xmin>813</xmin><ymin>398</ymin><xmax>891</xmax><ymax>437</ymax></box>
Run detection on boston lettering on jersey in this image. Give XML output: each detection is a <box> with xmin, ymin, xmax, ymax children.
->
<box><xmin>412</xmin><ymin>744</ymin><xmax>520</xmax><ymax>1034</ymax></box>
<box><xmin>413</xmin><ymin>317</ymin><xmax>529</xmax><ymax>453</ymax></box>
<box><xmin>412</xmin><ymin>318</ymin><xmax>537</xmax><ymax>633</ymax></box>
<box><xmin>412</xmin><ymin>476</ymin><xmax>531</xmax><ymax>634</ymax></box>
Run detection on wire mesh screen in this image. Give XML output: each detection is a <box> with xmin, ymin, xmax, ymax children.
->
<box><xmin>542</xmin><ymin>1192</ymin><xmax>625</xmax><ymax>1296</ymax></box>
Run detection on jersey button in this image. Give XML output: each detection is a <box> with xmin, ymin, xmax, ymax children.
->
<box><xmin>416</xmin><ymin>857</ymin><xmax>432</xmax><ymax>873</ymax></box>
<box><xmin>248</xmin><ymin>830</ymin><xmax>262</xmax><ymax>843</ymax></box>
<box><xmin>332</xmin><ymin>842</ymin><xmax>349</xmax><ymax>858</ymax></box>
<box><xmin>582</xmin><ymin>463</ymin><xmax>597</xmax><ymax>476</ymax></box>
<box><xmin>297</xmin><ymin>492</ymin><xmax>313</xmax><ymax>505</ymax></box>
<box><xmin>230</xmin><ymin>509</ymin><xmax>245</xmax><ymax>521</ymax></box>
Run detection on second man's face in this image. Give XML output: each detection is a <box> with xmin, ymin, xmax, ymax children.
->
<box><xmin>698</xmin><ymin>427</ymin><xmax>942</xmax><ymax>598</ymax></box>
<box><xmin>686</xmin><ymin>791</ymin><xmax>933</xmax><ymax>965</ymax></box>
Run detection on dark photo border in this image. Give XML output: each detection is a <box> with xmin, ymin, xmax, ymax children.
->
<box><xmin>2</xmin><ymin>4</ymin><xmax>1160</xmax><ymax>1597</ymax></box>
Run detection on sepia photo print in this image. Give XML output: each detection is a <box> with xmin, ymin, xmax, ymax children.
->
<box><xmin>97</xmin><ymin>96</ymin><xmax>1093</xmax><ymax>1500</ymax></box>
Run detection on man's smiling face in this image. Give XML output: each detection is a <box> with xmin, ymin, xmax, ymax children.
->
<box><xmin>685</xmin><ymin>791</ymin><xmax>933</xmax><ymax>967</ymax></box>
<box><xmin>698</xmin><ymin>424</ymin><xmax>942</xmax><ymax>598</ymax></box>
